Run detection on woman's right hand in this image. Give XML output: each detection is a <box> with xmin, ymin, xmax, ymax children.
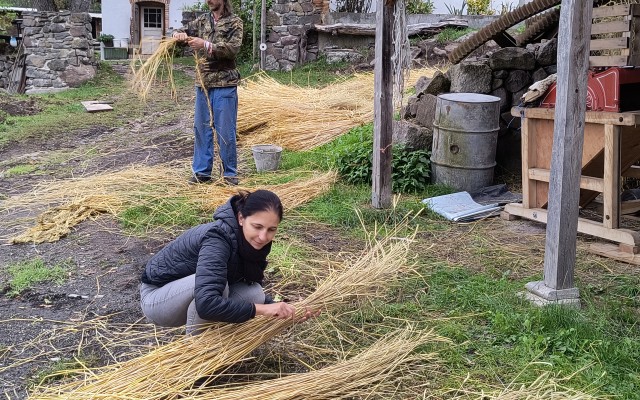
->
<box><xmin>255</xmin><ymin>302</ymin><xmax>296</xmax><ymax>320</ymax></box>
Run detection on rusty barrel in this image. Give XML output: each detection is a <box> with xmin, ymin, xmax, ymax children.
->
<box><xmin>430</xmin><ymin>93</ymin><xmax>501</xmax><ymax>192</ymax></box>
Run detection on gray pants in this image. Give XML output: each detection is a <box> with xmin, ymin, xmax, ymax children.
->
<box><xmin>140</xmin><ymin>275</ymin><xmax>265</xmax><ymax>334</ymax></box>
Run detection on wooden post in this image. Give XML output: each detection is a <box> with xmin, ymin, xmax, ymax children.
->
<box><xmin>525</xmin><ymin>0</ymin><xmax>593</xmax><ymax>305</ymax></box>
<box><xmin>260</xmin><ymin>0</ymin><xmax>266</xmax><ymax>70</ymax></box>
<box><xmin>371</xmin><ymin>0</ymin><xmax>394</xmax><ymax>209</ymax></box>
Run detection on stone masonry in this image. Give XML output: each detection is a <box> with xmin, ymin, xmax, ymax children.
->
<box><xmin>20</xmin><ymin>11</ymin><xmax>97</xmax><ymax>94</ymax></box>
<box><xmin>264</xmin><ymin>0</ymin><xmax>325</xmax><ymax>71</ymax></box>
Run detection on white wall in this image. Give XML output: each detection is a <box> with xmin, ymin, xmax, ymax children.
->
<box><xmin>169</xmin><ymin>0</ymin><xmax>196</xmax><ymax>31</ymax></box>
<box><xmin>102</xmin><ymin>0</ymin><xmax>131</xmax><ymax>41</ymax></box>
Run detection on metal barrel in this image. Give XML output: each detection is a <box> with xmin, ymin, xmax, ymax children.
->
<box><xmin>430</xmin><ymin>93</ymin><xmax>501</xmax><ymax>192</ymax></box>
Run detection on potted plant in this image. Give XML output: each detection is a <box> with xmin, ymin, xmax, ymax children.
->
<box><xmin>98</xmin><ymin>33</ymin><xmax>114</xmax><ymax>47</ymax></box>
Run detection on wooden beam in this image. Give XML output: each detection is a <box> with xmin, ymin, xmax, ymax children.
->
<box><xmin>528</xmin><ymin>168</ymin><xmax>604</xmax><ymax>192</ymax></box>
<box><xmin>511</xmin><ymin>107</ymin><xmax>640</xmax><ymax>126</ymax></box>
<box><xmin>541</xmin><ymin>0</ymin><xmax>593</xmax><ymax>292</ymax></box>
<box><xmin>372</xmin><ymin>0</ymin><xmax>394</xmax><ymax>209</ymax></box>
<box><xmin>603</xmin><ymin>124</ymin><xmax>621</xmax><ymax>229</ymax></box>
<box><xmin>260</xmin><ymin>0</ymin><xmax>266</xmax><ymax>70</ymax></box>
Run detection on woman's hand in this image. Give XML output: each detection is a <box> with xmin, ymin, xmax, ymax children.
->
<box><xmin>255</xmin><ymin>303</ymin><xmax>321</xmax><ymax>322</ymax></box>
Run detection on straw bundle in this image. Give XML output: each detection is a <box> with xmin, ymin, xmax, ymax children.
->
<box><xmin>31</xmin><ymin>226</ymin><xmax>415</xmax><ymax>399</ymax></box>
<box><xmin>130</xmin><ymin>37</ymin><xmax>181</xmax><ymax>101</ymax></box>
<box><xmin>2</xmin><ymin>164</ymin><xmax>336</xmax><ymax>243</ymax></box>
<box><xmin>180</xmin><ymin>327</ymin><xmax>444</xmax><ymax>399</ymax></box>
<box><xmin>237</xmin><ymin>67</ymin><xmax>438</xmax><ymax>151</ymax></box>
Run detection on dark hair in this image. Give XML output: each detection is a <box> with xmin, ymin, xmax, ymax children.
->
<box><xmin>232</xmin><ymin>190</ymin><xmax>283</xmax><ymax>221</ymax></box>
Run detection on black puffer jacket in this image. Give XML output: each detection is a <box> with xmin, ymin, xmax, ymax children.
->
<box><xmin>141</xmin><ymin>199</ymin><xmax>256</xmax><ymax>323</ymax></box>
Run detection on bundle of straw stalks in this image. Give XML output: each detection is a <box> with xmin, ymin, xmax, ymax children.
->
<box><xmin>130</xmin><ymin>37</ymin><xmax>181</xmax><ymax>101</ymax></box>
<box><xmin>31</xmin><ymin>224</ymin><xmax>416</xmax><ymax>399</ymax></box>
<box><xmin>2</xmin><ymin>164</ymin><xmax>336</xmax><ymax>243</ymax></box>
<box><xmin>237</xmin><ymin>67</ymin><xmax>438</xmax><ymax>151</ymax></box>
<box><xmin>179</xmin><ymin>327</ymin><xmax>445</xmax><ymax>399</ymax></box>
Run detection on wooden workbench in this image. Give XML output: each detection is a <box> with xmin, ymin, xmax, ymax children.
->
<box><xmin>502</xmin><ymin>107</ymin><xmax>640</xmax><ymax>263</ymax></box>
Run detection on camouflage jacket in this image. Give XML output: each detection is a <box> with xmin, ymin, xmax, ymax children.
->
<box><xmin>177</xmin><ymin>12</ymin><xmax>243</xmax><ymax>88</ymax></box>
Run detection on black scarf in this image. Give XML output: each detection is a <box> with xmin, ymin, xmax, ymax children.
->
<box><xmin>237</xmin><ymin>228</ymin><xmax>271</xmax><ymax>284</ymax></box>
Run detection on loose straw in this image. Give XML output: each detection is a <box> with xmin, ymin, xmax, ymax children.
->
<box><xmin>130</xmin><ymin>37</ymin><xmax>180</xmax><ymax>101</ymax></box>
<box><xmin>3</xmin><ymin>165</ymin><xmax>336</xmax><ymax>243</ymax></box>
<box><xmin>31</xmin><ymin>224</ymin><xmax>416</xmax><ymax>399</ymax></box>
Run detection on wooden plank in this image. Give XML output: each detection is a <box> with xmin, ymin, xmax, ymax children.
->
<box><xmin>591</xmin><ymin>19</ymin><xmax>630</xmax><ymax>35</ymax></box>
<box><xmin>521</xmin><ymin>117</ymin><xmax>536</xmax><ymax>209</ymax></box>
<box><xmin>589</xmin><ymin>37</ymin><xmax>628</xmax><ymax>50</ymax></box>
<box><xmin>511</xmin><ymin>107</ymin><xmax>640</xmax><ymax>126</ymax></box>
<box><xmin>592</xmin><ymin>4</ymin><xmax>630</xmax><ymax>18</ymax></box>
<box><xmin>629</xmin><ymin>13</ymin><xmax>640</xmax><ymax>65</ymax></box>
<box><xmin>504</xmin><ymin>203</ymin><xmax>640</xmax><ymax>245</ymax></box>
<box><xmin>603</xmin><ymin>124</ymin><xmax>620</xmax><ymax>229</ymax></box>
<box><xmin>528</xmin><ymin>168</ymin><xmax>604</xmax><ymax>192</ymax></box>
<box><xmin>81</xmin><ymin>101</ymin><xmax>113</xmax><ymax>112</ymax></box>
<box><xmin>590</xmin><ymin>55</ymin><xmax>630</xmax><ymax>67</ymax></box>
<box><xmin>371</xmin><ymin>0</ymin><xmax>393</xmax><ymax>209</ymax></box>
<box><xmin>589</xmin><ymin>242</ymin><xmax>640</xmax><ymax>265</ymax></box>
<box><xmin>542</xmin><ymin>0</ymin><xmax>594</xmax><ymax>291</ymax></box>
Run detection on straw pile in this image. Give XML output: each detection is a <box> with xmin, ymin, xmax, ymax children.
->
<box><xmin>237</xmin><ymin>67</ymin><xmax>438</xmax><ymax>151</ymax></box>
<box><xmin>30</xmin><ymin>225</ymin><xmax>416</xmax><ymax>399</ymax></box>
<box><xmin>2</xmin><ymin>164</ymin><xmax>336</xmax><ymax>243</ymax></box>
<box><xmin>179</xmin><ymin>327</ymin><xmax>444</xmax><ymax>399</ymax></box>
<box><xmin>130</xmin><ymin>37</ymin><xmax>181</xmax><ymax>101</ymax></box>
<box><xmin>446</xmin><ymin>371</ymin><xmax>601</xmax><ymax>399</ymax></box>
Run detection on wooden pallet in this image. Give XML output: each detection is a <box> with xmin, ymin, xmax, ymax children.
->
<box><xmin>590</xmin><ymin>4</ymin><xmax>640</xmax><ymax>67</ymax></box>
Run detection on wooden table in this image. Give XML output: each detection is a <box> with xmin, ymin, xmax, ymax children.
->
<box><xmin>502</xmin><ymin>107</ymin><xmax>640</xmax><ymax>264</ymax></box>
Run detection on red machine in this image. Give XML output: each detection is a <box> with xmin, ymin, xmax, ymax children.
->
<box><xmin>539</xmin><ymin>67</ymin><xmax>640</xmax><ymax>112</ymax></box>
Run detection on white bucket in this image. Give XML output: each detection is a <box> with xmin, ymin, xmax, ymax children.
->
<box><xmin>252</xmin><ymin>144</ymin><xmax>282</xmax><ymax>172</ymax></box>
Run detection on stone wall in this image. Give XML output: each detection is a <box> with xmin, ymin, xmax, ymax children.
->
<box><xmin>264</xmin><ymin>0</ymin><xmax>325</xmax><ymax>71</ymax></box>
<box><xmin>401</xmin><ymin>39</ymin><xmax>558</xmax><ymax>175</ymax></box>
<box><xmin>19</xmin><ymin>11</ymin><xmax>97</xmax><ymax>94</ymax></box>
<box><xmin>0</xmin><ymin>51</ymin><xmax>18</xmax><ymax>89</ymax></box>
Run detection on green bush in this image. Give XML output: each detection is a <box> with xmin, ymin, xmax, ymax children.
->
<box><xmin>335</xmin><ymin>125</ymin><xmax>431</xmax><ymax>193</ymax></box>
<box><xmin>406</xmin><ymin>0</ymin><xmax>435</xmax><ymax>14</ymax></box>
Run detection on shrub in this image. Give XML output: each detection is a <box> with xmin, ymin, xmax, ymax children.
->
<box><xmin>335</xmin><ymin>125</ymin><xmax>431</xmax><ymax>193</ymax></box>
<box><xmin>406</xmin><ymin>0</ymin><xmax>435</xmax><ymax>14</ymax></box>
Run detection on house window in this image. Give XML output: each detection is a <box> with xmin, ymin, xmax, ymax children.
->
<box><xmin>143</xmin><ymin>8</ymin><xmax>162</xmax><ymax>28</ymax></box>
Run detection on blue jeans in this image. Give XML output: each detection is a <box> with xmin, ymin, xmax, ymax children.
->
<box><xmin>193</xmin><ymin>86</ymin><xmax>238</xmax><ymax>178</ymax></box>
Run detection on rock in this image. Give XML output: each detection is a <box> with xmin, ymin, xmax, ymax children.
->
<box><xmin>489</xmin><ymin>47</ymin><xmax>536</xmax><ymax>70</ymax></box>
<box><xmin>491</xmin><ymin>87</ymin><xmax>511</xmax><ymax>113</ymax></box>
<box><xmin>491</xmin><ymin>78</ymin><xmax>503</xmax><ymax>90</ymax></box>
<box><xmin>404</xmin><ymin>95</ymin><xmax>419</xmax><ymax>119</ymax></box>
<box><xmin>449</xmin><ymin>61</ymin><xmax>492</xmax><ymax>94</ymax></box>
<box><xmin>432</xmin><ymin>46</ymin><xmax>447</xmax><ymax>56</ymax></box>
<box><xmin>424</xmin><ymin>71</ymin><xmax>450</xmax><ymax>95</ymax></box>
<box><xmin>59</xmin><ymin>64</ymin><xmax>96</xmax><ymax>87</ymax></box>
<box><xmin>393</xmin><ymin>120</ymin><xmax>433</xmax><ymax>151</ymax></box>
<box><xmin>536</xmin><ymin>38</ymin><xmax>557</xmax><ymax>66</ymax></box>
<box><xmin>532</xmin><ymin>67</ymin><xmax>548</xmax><ymax>83</ymax></box>
<box><xmin>504</xmin><ymin>70</ymin><xmax>531</xmax><ymax>93</ymax></box>
<box><xmin>414</xmin><ymin>76</ymin><xmax>431</xmax><ymax>97</ymax></box>
<box><xmin>493</xmin><ymin>69</ymin><xmax>508</xmax><ymax>79</ymax></box>
<box><xmin>414</xmin><ymin>94</ymin><xmax>438</xmax><ymax>129</ymax></box>
<box><xmin>544</xmin><ymin>64</ymin><xmax>558</xmax><ymax>74</ymax></box>
<box><xmin>325</xmin><ymin>48</ymin><xmax>363</xmax><ymax>64</ymax></box>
